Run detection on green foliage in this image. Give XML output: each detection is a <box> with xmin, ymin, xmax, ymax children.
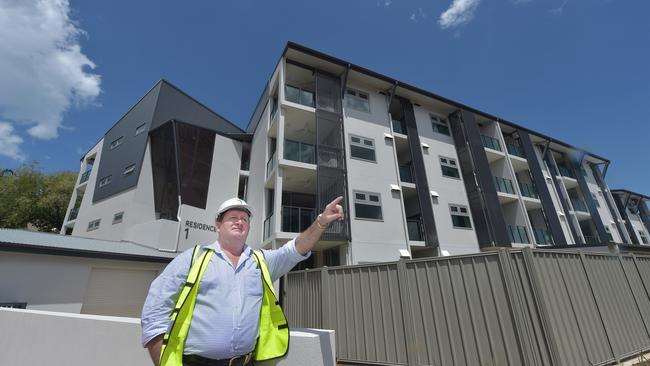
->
<box><xmin>0</xmin><ymin>162</ymin><xmax>76</xmax><ymax>232</ymax></box>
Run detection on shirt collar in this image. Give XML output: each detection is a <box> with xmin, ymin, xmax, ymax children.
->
<box><xmin>206</xmin><ymin>240</ymin><xmax>252</xmax><ymax>258</ymax></box>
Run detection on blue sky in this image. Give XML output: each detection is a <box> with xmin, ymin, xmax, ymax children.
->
<box><xmin>0</xmin><ymin>0</ymin><xmax>648</xmax><ymax>193</ymax></box>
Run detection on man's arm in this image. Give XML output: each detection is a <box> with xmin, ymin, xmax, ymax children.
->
<box><xmin>295</xmin><ymin>196</ymin><xmax>345</xmax><ymax>256</ymax></box>
<box><xmin>145</xmin><ymin>334</ymin><xmax>164</xmax><ymax>366</ymax></box>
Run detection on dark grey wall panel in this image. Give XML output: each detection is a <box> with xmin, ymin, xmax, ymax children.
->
<box><xmin>93</xmin><ymin>83</ymin><xmax>162</xmax><ymax>203</ymax></box>
<box><xmin>591</xmin><ymin>165</ymin><xmax>629</xmax><ymax>243</ymax></box>
<box><xmin>448</xmin><ymin>110</ymin><xmax>510</xmax><ymax>247</ymax></box>
<box><xmin>151</xmin><ymin>82</ymin><xmax>243</xmax><ymax>134</ymax></box>
<box><xmin>399</xmin><ymin>97</ymin><xmax>438</xmax><ymax>248</ymax></box>
<box><xmin>518</xmin><ymin>132</ymin><xmax>566</xmax><ymax>245</ymax></box>
<box><xmin>572</xmin><ymin>160</ymin><xmax>609</xmax><ymax>243</ymax></box>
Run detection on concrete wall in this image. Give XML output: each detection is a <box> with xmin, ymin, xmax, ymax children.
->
<box><xmin>0</xmin><ymin>308</ymin><xmax>336</xmax><ymax>366</ymax></box>
<box><xmin>0</xmin><ymin>252</ymin><xmax>164</xmax><ymax>315</ymax></box>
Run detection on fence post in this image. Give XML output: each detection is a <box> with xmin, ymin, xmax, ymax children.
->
<box><xmin>321</xmin><ymin>266</ymin><xmax>330</xmax><ymax>330</ymax></box>
<box><xmin>396</xmin><ymin>258</ymin><xmax>417</xmax><ymax>366</ymax></box>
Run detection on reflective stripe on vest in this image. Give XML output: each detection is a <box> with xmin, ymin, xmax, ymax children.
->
<box><xmin>159</xmin><ymin>246</ymin><xmax>289</xmax><ymax>366</ymax></box>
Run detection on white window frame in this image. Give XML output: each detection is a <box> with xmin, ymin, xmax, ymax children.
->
<box><xmin>87</xmin><ymin>219</ymin><xmax>101</xmax><ymax>231</ymax></box>
<box><xmin>439</xmin><ymin>156</ymin><xmax>460</xmax><ymax>179</ymax></box>
<box><xmin>113</xmin><ymin>211</ymin><xmax>124</xmax><ymax>225</ymax></box>
<box><xmin>349</xmin><ymin>134</ymin><xmax>376</xmax><ymax>162</ymax></box>
<box><xmin>431</xmin><ymin>114</ymin><xmax>450</xmax><ymax>136</ymax></box>
<box><xmin>110</xmin><ymin>136</ymin><xmax>124</xmax><ymax>150</ymax></box>
<box><xmin>353</xmin><ymin>190</ymin><xmax>383</xmax><ymax>221</ymax></box>
<box><xmin>135</xmin><ymin>123</ymin><xmax>147</xmax><ymax>136</ymax></box>
<box><xmin>123</xmin><ymin>163</ymin><xmax>136</xmax><ymax>176</ymax></box>
<box><xmin>450</xmin><ymin>204</ymin><xmax>472</xmax><ymax>229</ymax></box>
<box><xmin>98</xmin><ymin>175</ymin><xmax>112</xmax><ymax>188</ymax></box>
<box><xmin>345</xmin><ymin>88</ymin><xmax>371</xmax><ymax>113</ymax></box>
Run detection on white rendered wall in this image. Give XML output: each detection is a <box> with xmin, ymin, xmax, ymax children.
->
<box><xmin>0</xmin><ymin>251</ymin><xmax>164</xmax><ymax>315</ymax></box>
<box><xmin>0</xmin><ymin>308</ymin><xmax>336</xmax><ymax>366</ymax></box>
<box><xmin>412</xmin><ymin>104</ymin><xmax>478</xmax><ymax>255</ymax></box>
<box><xmin>343</xmin><ymin>81</ymin><xmax>410</xmax><ymax>263</ymax></box>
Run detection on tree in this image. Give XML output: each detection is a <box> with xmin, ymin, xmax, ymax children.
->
<box><xmin>0</xmin><ymin>163</ymin><xmax>76</xmax><ymax>232</ymax></box>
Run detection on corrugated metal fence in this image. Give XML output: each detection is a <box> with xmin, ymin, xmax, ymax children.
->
<box><xmin>284</xmin><ymin>249</ymin><xmax>650</xmax><ymax>365</ymax></box>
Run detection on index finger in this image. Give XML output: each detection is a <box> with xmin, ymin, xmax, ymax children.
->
<box><xmin>328</xmin><ymin>196</ymin><xmax>343</xmax><ymax>207</ymax></box>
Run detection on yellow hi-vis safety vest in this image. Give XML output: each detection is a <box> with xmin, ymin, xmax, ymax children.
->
<box><xmin>159</xmin><ymin>245</ymin><xmax>289</xmax><ymax>366</ymax></box>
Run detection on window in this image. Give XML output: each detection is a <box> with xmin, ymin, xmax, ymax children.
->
<box><xmin>354</xmin><ymin>191</ymin><xmax>383</xmax><ymax>220</ymax></box>
<box><xmin>440</xmin><ymin>157</ymin><xmax>460</xmax><ymax>178</ymax></box>
<box><xmin>123</xmin><ymin>163</ymin><xmax>136</xmax><ymax>175</ymax></box>
<box><xmin>0</xmin><ymin>302</ymin><xmax>27</xmax><ymax>309</ymax></box>
<box><xmin>591</xmin><ymin>193</ymin><xmax>600</xmax><ymax>207</ymax></box>
<box><xmin>349</xmin><ymin>135</ymin><xmax>376</xmax><ymax>162</ymax></box>
<box><xmin>640</xmin><ymin>231</ymin><xmax>649</xmax><ymax>245</ymax></box>
<box><xmin>113</xmin><ymin>212</ymin><xmax>124</xmax><ymax>224</ymax></box>
<box><xmin>431</xmin><ymin>115</ymin><xmax>450</xmax><ymax>136</ymax></box>
<box><xmin>87</xmin><ymin>219</ymin><xmax>101</xmax><ymax>231</ymax></box>
<box><xmin>345</xmin><ymin>88</ymin><xmax>370</xmax><ymax>113</ymax></box>
<box><xmin>110</xmin><ymin>136</ymin><xmax>124</xmax><ymax>149</ymax></box>
<box><xmin>450</xmin><ymin>204</ymin><xmax>472</xmax><ymax>228</ymax></box>
<box><xmin>98</xmin><ymin>175</ymin><xmax>112</xmax><ymax>188</ymax></box>
<box><xmin>135</xmin><ymin>123</ymin><xmax>147</xmax><ymax>136</ymax></box>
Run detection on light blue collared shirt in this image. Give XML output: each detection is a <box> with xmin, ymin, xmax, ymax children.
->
<box><xmin>141</xmin><ymin>239</ymin><xmax>309</xmax><ymax>359</ymax></box>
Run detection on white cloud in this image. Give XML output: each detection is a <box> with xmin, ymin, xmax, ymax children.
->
<box><xmin>0</xmin><ymin>0</ymin><xmax>100</xmax><ymax>156</ymax></box>
<box><xmin>384</xmin><ymin>0</ymin><xmax>392</xmax><ymax>6</ymax></box>
<box><xmin>409</xmin><ymin>7</ymin><xmax>427</xmax><ymax>22</ymax></box>
<box><xmin>550</xmin><ymin>0</ymin><xmax>569</xmax><ymax>14</ymax></box>
<box><xmin>0</xmin><ymin>122</ymin><xmax>25</xmax><ymax>161</ymax></box>
<box><xmin>438</xmin><ymin>0</ymin><xmax>482</xmax><ymax>29</ymax></box>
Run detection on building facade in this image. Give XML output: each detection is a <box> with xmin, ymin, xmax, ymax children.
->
<box><xmin>61</xmin><ymin>42</ymin><xmax>649</xmax><ymax>267</ymax></box>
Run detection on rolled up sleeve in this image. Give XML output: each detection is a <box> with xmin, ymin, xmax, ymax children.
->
<box><xmin>262</xmin><ymin>238</ymin><xmax>311</xmax><ymax>282</ymax></box>
<box><xmin>141</xmin><ymin>249</ymin><xmax>192</xmax><ymax>347</ymax></box>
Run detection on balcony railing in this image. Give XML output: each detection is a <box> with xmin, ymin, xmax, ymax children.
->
<box><xmin>583</xmin><ymin>235</ymin><xmax>599</xmax><ymax>244</ymax></box>
<box><xmin>533</xmin><ymin>228</ymin><xmax>553</xmax><ymax>245</ymax></box>
<box><xmin>481</xmin><ymin>134</ymin><xmax>502</xmax><ymax>151</ymax></box>
<box><xmin>79</xmin><ymin>170</ymin><xmax>91</xmax><ymax>184</ymax></box>
<box><xmin>240</xmin><ymin>160</ymin><xmax>250</xmax><ymax>171</ymax></box>
<box><xmin>284</xmin><ymin>140</ymin><xmax>315</xmax><ymax>164</ymax></box>
<box><xmin>557</xmin><ymin>165</ymin><xmax>575</xmax><ymax>178</ymax></box>
<box><xmin>508</xmin><ymin>225</ymin><xmax>530</xmax><ymax>244</ymax></box>
<box><xmin>281</xmin><ymin>206</ymin><xmax>315</xmax><ymax>233</ymax></box>
<box><xmin>392</xmin><ymin>119</ymin><xmax>408</xmax><ymax>135</ymax></box>
<box><xmin>69</xmin><ymin>207</ymin><xmax>79</xmax><ymax>221</ymax></box>
<box><xmin>494</xmin><ymin>176</ymin><xmax>515</xmax><ymax>195</ymax></box>
<box><xmin>407</xmin><ymin>219</ymin><xmax>425</xmax><ymax>241</ymax></box>
<box><xmin>285</xmin><ymin>85</ymin><xmax>315</xmax><ymax>108</ymax></box>
<box><xmin>263</xmin><ymin>214</ymin><xmax>274</xmax><ymax>240</ymax></box>
<box><xmin>266</xmin><ymin>151</ymin><xmax>277</xmax><ymax>178</ymax></box>
<box><xmin>571</xmin><ymin>199</ymin><xmax>588</xmax><ymax>212</ymax></box>
<box><xmin>519</xmin><ymin>182</ymin><xmax>539</xmax><ymax>199</ymax></box>
<box><xmin>399</xmin><ymin>164</ymin><xmax>415</xmax><ymax>184</ymax></box>
<box><xmin>506</xmin><ymin>142</ymin><xmax>525</xmax><ymax>158</ymax></box>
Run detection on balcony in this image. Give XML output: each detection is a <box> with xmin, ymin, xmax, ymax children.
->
<box><xmin>392</xmin><ymin>119</ymin><xmax>408</xmax><ymax>135</ymax></box>
<box><xmin>266</xmin><ymin>151</ymin><xmax>277</xmax><ymax>178</ymax></box>
<box><xmin>583</xmin><ymin>235</ymin><xmax>599</xmax><ymax>244</ymax></box>
<box><xmin>407</xmin><ymin>218</ymin><xmax>425</xmax><ymax>241</ymax></box>
<box><xmin>533</xmin><ymin>228</ymin><xmax>553</xmax><ymax>245</ymax></box>
<box><xmin>281</xmin><ymin>206</ymin><xmax>315</xmax><ymax>233</ymax></box>
<box><xmin>481</xmin><ymin>134</ymin><xmax>502</xmax><ymax>152</ymax></box>
<box><xmin>263</xmin><ymin>214</ymin><xmax>274</xmax><ymax>240</ymax></box>
<box><xmin>284</xmin><ymin>140</ymin><xmax>315</xmax><ymax>164</ymax></box>
<box><xmin>571</xmin><ymin>199</ymin><xmax>588</xmax><ymax>212</ymax></box>
<box><xmin>79</xmin><ymin>170</ymin><xmax>91</xmax><ymax>184</ymax></box>
<box><xmin>506</xmin><ymin>142</ymin><xmax>525</xmax><ymax>158</ymax></box>
<box><xmin>399</xmin><ymin>164</ymin><xmax>415</xmax><ymax>184</ymax></box>
<box><xmin>519</xmin><ymin>182</ymin><xmax>539</xmax><ymax>199</ymax></box>
<box><xmin>68</xmin><ymin>207</ymin><xmax>79</xmax><ymax>221</ymax></box>
<box><xmin>285</xmin><ymin>85</ymin><xmax>315</xmax><ymax>108</ymax></box>
<box><xmin>508</xmin><ymin>225</ymin><xmax>530</xmax><ymax>244</ymax></box>
<box><xmin>557</xmin><ymin>165</ymin><xmax>575</xmax><ymax>179</ymax></box>
<box><xmin>494</xmin><ymin>176</ymin><xmax>516</xmax><ymax>195</ymax></box>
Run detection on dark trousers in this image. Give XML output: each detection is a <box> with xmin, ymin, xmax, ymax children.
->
<box><xmin>183</xmin><ymin>354</ymin><xmax>253</xmax><ymax>366</ymax></box>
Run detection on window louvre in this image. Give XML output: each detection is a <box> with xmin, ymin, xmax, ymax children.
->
<box><xmin>440</xmin><ymin>156</ymin><xmax>460</xmax><ymax>178</ymax></box>
<box><xmin>450</xmin><ymin>204</ymin><xmax>471</xmax><ymax>228</ymax></box>
<box><xmin>87</xmin><ymin>219</ymin><xmax>101</xmax><ymax>231</ymax></box>
<box><xmin>110</xmin><ymin>136</ymin><xmax>124</xmax><ymax>150</ymax></box>
<box><xmin>353</xmin><ymin>190</ymin><xmax>383</xmax><ymax>220</ymax></box>
<box><xmin>350</xmin><ymin>134</ymin><xmax>376</xmax><ymax>162</ymax></box>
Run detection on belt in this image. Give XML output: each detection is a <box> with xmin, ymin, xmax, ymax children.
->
<box><xmin>183</xmin><ymin>353</ymin><xmax>253</xmax><ymax>366</ymax></box>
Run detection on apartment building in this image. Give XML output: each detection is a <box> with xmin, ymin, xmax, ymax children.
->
<box><xmin>611</xmin><ymin>190</ymin><xmax>650</xmax><ymax>245</ymax></box>
<box><xmin>61</xmin><ymin>42</ymin><xmax>646</xmax><ymax>267</ymax></box>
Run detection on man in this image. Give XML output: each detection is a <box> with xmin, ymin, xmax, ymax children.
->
<box><xmin>141</xmin><ymin>196</ymin><xmax>344</xmax><ymax>366</ymax></box>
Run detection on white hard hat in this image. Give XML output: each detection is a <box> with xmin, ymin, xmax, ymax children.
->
<box><xmin>216</xmin><ymin>197</ymin><xmax>253</xmax><ymax>219</ymax></box>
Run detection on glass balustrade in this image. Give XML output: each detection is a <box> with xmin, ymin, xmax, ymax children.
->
<box><xmin>506</xmin><ymin>143</ymin><xmax>525</xmax><ymax>158</ymax></box>
<box><xmin>79</xmin><ymin>170</ymin><xmax>91</xmax><ymax>184</ymax></box>
<box><xmin>533</xmin><ymin>228</ymin><xmax>553</xmax><ymax>245</ymax></box>
<box><xmin>481</xmin><ymin>134</ymin><xmax>502</xmax><ymax>151</ymax></box>
<box><xmin>399</xmin><ymin>165</ymin><xmax>415</xmax><ymax>183</ymax></box>
<box><xmin>285</xmin><ymin>85</ymin><xmax>315</xmax><ymax>107</ymax></box>
<box><xmin>571</xmin><ymin>199</ymin><xmax>588</xmax><ymax>212</ymax></box>
<box><xmin>519</xmin><ymin>182</ymin><xmax>539</xmax><ymax>199</ymax></box>
<box><xmin>266</xmin><ymin>151</ymin><xmax>277</xmax><ymax>178</ymax></box>
<box><xmin>284</xmin><ymin>140</ymin><xmax>315</xmax><ymax>164</ymax></box>
<box><xmin>392</xmin><ymin>119</ymin><xmax>408</xmax><ymax>135</ymax></box>
<box><xmin>508</xmin><ymin>225</ymin><xmax>530</xmax><ymax>244</ymax></box>
<box><xmin>494</xmin><ymin>176</ymin><xmax>515</xmax><ymax>194</ymax></box>
<box><xmin>407</xmin><ymin>219</ymin><xmax>425</xmax><ymax>241</ymax></box>
<box><xmin>281</xmin><ymin>206</ymin><xmax>315</xmax><ymax>233</ymax></box>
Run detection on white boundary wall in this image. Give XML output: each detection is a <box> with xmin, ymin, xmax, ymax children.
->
<box><xmin>0</xmin><ymin>308</ymin><xmax>335</xmax><ymax>366</ymax></box>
